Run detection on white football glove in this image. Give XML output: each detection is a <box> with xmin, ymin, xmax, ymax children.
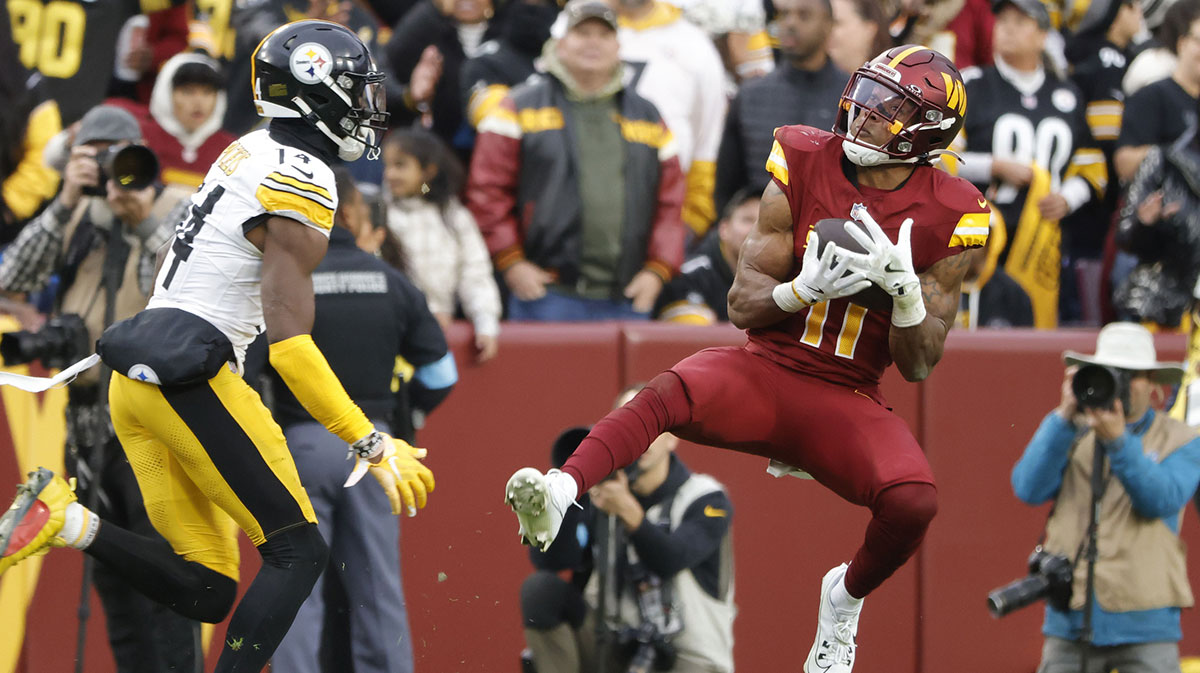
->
<box><xmin>839</xmin><ymin>204</ymin><xmax>927</xmax><ymax>327</ymax></box>
<box><xmin>345</xmin><ymin>432</ymin><xmax>436</xmax><ymax>517</ymax></box>
<box><xmin>772</xmin><ymin>231</ymin><xmax>871</xmax><ymax>313</ymax></box>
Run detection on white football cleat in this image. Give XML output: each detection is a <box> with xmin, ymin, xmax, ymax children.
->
<box><xmin>804</xmin><ymin>563</ymin><xmax>862</xmax><ymax>673</ymax></box>
<box><xmin>504</xmin><ymin>467</ymin><xmax>576</xmax><ymax>552</ymax></box>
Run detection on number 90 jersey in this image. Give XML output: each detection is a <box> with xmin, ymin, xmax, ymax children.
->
<box><xmin>147</xmin><ymin>129</ymin><xmax>338</xmax><ymax>363</ymax></box>
<box><xmin>750</xmin><ymin>125</ymin><xmax>988</xmax><ymax>390</ymax></box>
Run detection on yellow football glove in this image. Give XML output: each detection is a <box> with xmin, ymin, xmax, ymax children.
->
<box><xmin>344</xmin><ymin>432</ymin><xmax>436</xmax><ymax>517</ymax></box>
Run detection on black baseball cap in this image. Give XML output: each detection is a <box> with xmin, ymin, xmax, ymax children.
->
<box><xmin>992</xmin><ymin>0</ymin><xmax>1052</xmax><ymax>30</ymax></box>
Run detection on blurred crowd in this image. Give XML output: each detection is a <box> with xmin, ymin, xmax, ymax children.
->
<box><xmin>4</xmin><ymin>0</ymin><xmax>1200</xmax><ymax>337</ymax></box>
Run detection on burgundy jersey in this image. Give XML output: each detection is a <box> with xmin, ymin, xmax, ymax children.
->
<box><xmin>746</xmin><ymin>125</ymin><xmax>989</xmax><ymax>390</ymax></box>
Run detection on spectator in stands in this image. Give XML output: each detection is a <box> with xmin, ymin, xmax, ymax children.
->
<box><xmin>958</xmin><ymin>213</ymin><xmax>1034</xmax><ymax>328</ymax></box>
<box><xmin>387</xmin><ymin>0</ymin><xmax>503</xmax><ymax>159</ymax></box>
<box><xmin>9</xmin><ymin>0</ymin><xmax>188</xmax><ymax>125</ymax></box>
<box><xmin>894</xmin><ymin>0</ymin><xmax>994</xmax><ymax>70</ymax></box>
<box><xmin>1114</xmin><ymin>0</ymin><xmax>1200</xmax><ymax>183</ymax></box>
<box><xmin>519</xmin><ymin>384</ymin><xmax>735</xmax><ymax>673</ymax></box>
<box><xmin>272</xmin><ymin>168</ymin><xmax>456</xmax><ymax>673</ymax></box>
<box><xmin>0</xmin><ymin>9</ymin><xmax>60</xmax><ymax>239</ymax></box>
<box><xmin>715</xmin><ymin>0</ymin><xmax>847</xmax><ymax>213</ymax></box>
<box><xmin>382</xmin><ymin>128</ymin><xmax>501</xmax><ymax>363</ymax></box>
<box><xmin>1113</xmin><ymin>106</ymin><xmax>1200</xmax><ymax>327</ymax></box>
<box><xmin>952</xmin><ymin>0</ymin><xmax>1106</xmax><ymax>325</ymax></box>
<box><xmin>606</xmin><ymin>0</ymin><xmax>728</xmax><ymax>238</ymax></box>
<box><xmin>655</xmin><ymin>188</ymin><xmax>758</xmax><ymax>324</ymax></box>
<box><xmin>1061</xmin><ymin>0</ymin><xmax>1143</xmax><ymax>321</ymax></box>
<box><xmin>666</xmin><ymin>0</ymin><xmax>775</xmax><ymax>80</ymax></box>
<box><xmin>467</xmin><ymin>0</ymin><xmax>685</xmax><ymax>322</ymax></box>
<box><xmin>828</xmin><ymin>0</ymin><xmax>892</xmax><ymax>74</ymax></box>
<box><xmin>1011</xmin><ymin>322</ymin><xmax>1200</xmax><ymax>673</ymax></box>
<box><xmin>462</xmin><ymin>0</ymin><xmax>561</xmax><ymax>129</ymax></box>
<box><xmin>108</xmin><ymin>3</ymin><xmax>191</xmax><ymax>106</ymax></box>
<box><xmin>356</xmin><ymin>181</ymin><xmax>411</xmax><ymax>272</ymax></box>
<box><xmin>0</xmin><ymin>105</ymin><xmax>196</xmax><ymax>673</ymax></box>
<box><xmin>106</xmin><ymin>53</ymin><xmax>235</xmax><ymax>195</ymax></box>
<box><xmin>1122</xmin><ymin>0</ymin><xmax>1181</xmax><ymax>96</ymax></box>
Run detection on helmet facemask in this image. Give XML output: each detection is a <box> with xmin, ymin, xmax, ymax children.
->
<box><xmin>834</xmin><ymin>60</ymin><xmax>962</xmax><ymax>167</ymax></box>
<box><xmin>295</xmin><ymin>70</ymin><xmax>390</xmax><ymax>161</ymax></box>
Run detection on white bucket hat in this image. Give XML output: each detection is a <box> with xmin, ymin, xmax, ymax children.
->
<box><xmin>1063</xmin><ymin>322</ymin><xmax>1185</xmax><ymax>384</ymax></box>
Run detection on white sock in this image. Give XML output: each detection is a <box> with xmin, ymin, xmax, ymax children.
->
<box><xmin>831</xmin><ymin>573</ymin><xmax>864</xmax><ymax>614</ymax></box>
<box><xmin>58</xmin><ymin>502</ymin><xmax>99</xmax><ymax>550</ymax></box>
<box><xmin>548</xmin><ymin>469</ymin><xmax>578</xmax><ymax>501</ymax></box>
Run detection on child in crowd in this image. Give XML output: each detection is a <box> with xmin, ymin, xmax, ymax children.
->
<box><xmin>383</xmin><ymin>127</ymin><xmax>501</xmax><ymax>363</ymax></box>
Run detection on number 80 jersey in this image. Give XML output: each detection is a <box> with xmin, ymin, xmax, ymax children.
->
<box><xmin>148</xmin><ymin>129</ymin><xmax>339</xmax><ymax>364</ymax></box>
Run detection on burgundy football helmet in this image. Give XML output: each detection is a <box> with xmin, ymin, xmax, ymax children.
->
<box><xmin>834</xmin><ymin>45</ymin><xmax>967</xmax><ymax>167</ymax></box>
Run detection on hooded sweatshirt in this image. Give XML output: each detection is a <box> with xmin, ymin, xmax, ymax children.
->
<box><xmin>107</xmin><ymin>53</ymin><xmax>236</xmax><ymax>190</ymax></box>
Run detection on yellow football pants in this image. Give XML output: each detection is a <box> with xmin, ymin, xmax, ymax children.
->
<box><xmin>108</xmin><ymin>366</ymin><xmax>317</xmax><ymax>580</ymax></box>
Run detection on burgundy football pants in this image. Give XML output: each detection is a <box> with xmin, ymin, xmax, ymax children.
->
<box><xmin>561</xmin><ymin>346</ymin><xmax>937</xmax><ymax>598</ymax></box>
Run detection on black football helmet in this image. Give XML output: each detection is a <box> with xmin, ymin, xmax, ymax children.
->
<box><xmin>252</xmin><ymin>20</ymin><xmax>389</xmax><ymax>161</ymax></box>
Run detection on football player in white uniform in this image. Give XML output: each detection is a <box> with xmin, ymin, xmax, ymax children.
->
<box><xmin>0</xmin><ymin>20</ymin><xmax>434</xmax><ymax>673</ymax></box>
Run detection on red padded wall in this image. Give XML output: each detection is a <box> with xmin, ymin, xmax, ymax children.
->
<box><xmin>7</xmin><ymin>325</ymin><xmax>1200</xmax><ymax>673</ymax></box>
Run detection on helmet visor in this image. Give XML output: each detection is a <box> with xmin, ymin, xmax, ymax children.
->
<box><xmin>838</xmin><ymin>76</ymin><xmax>919</xmax><ymax>151</ymax></box>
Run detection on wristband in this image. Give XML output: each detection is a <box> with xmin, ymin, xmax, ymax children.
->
<box><xmin>890</xmin><ymin>288</ymin><xmax>927</xmax><ymax>328</ymax></box>
<box><xmin>350</xmin><ymin>430</ymin><xmax>385</xmax><ymax>461</ymax></box>
<box><xmin>772</xmin><ymin>281</ymin><xmax>809</xmax><ymax>313</ymax></box>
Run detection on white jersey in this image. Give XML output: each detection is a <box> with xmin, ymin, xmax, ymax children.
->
<box><xmin>148</xmin><ymin>129</ymin><xmax>338</xmax><ymax>364</ymax></box>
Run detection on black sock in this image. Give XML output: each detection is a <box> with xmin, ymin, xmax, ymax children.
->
<box><xmin>86</xmin><ymin>521</ymin><xmax>237</xmax><ymax>623</ymax></box>
<box><xmin>214</xmin><ymin>523</ymin><xmax>328</xmax><ymax>673</ymax></box>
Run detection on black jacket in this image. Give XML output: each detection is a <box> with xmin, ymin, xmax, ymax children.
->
<box><xmin>654</xmin><ymin>231</ymin><xmax>733</xmax><ymax>323</ymax></box>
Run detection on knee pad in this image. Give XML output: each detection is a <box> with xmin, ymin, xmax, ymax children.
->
<box><xmin>520</xmin><ymin>570</ymin><xmax>585</xmax><ymax>630</ymax></box>
<box><xmin>259</xmin><ymin>523</ymin><xmax>328</xmax><ymax>585</ymax></box>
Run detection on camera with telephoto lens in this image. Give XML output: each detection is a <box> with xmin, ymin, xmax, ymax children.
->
<box><xmin>986</xmin><ymin>547</ymin><xmax>1073</xmax><ymax>618</ymax></box>
<box><xmin>0</xmin><ymin>314</ymin><xmax>91</xmax><ymax>371</ymax></box>
<box><xmin>81</xmin><ymin>143</ymin><xmax>159</xmax><ymax>197</ymax></box>
<box><xmin>1071</xmin><ymin>363</ymin><xmax>1131</xmax><ymax>411</ymax></box>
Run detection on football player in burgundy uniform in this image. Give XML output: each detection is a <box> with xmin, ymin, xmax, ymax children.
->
<box><xmin>505</xmin><ymin>45</ymin><xmax>989</xmax><ymax>672</ymax></box>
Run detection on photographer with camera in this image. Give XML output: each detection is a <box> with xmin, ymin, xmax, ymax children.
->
<box><xmin>0</xmin><ymin>104</ymin><xmax>195</xmax><ymax>672</ymax></box>
<box><xmin>1004</xmin><ymin>322</ymin><xmax>1200</xmax><ymax>673</ymax></box>
<box><xmin>518</xmin><ymin>385</ymin><xmax>735</xmax><ymax>673</ymax></box>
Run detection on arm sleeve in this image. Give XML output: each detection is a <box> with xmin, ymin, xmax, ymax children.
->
<box><xmin>1102</xmin><ymin>434</ymin><xmax>1200</xmax><ymax>519</ymax></box>
<box><xmin>464</xmin><ymin>98</ymin><xmax>525</xmax><ymax>270</ymax></box>
<box><xmin>1</xmin><ymin>100</ymin><xmax>61</xmax><ymax>222</ymax></box>
<box><xmin>680</xmin><ymin>40</ymin><xmax>728</xmax><ymax>237</ymax></box>
<box><xmin>1116</xmin><ymin>88</ymin><xmax>1158</xmax><ymax>149</ymax></box>
<box><xmin>1011</xmin><ymin>412</ymin><xmax>1079</xmax><ymax>504</ymax></box>
<box><xmin>0</xmin><ymin>200</ymin><xmax>71</xmax><ymax>293</ymax></box>
<box><xmin>269</xmin><ymin>334</ymin><xmax>375</xmax><ymax>444</ymax></box>
<box><xmin>450</xmin><ymin>202</ymin><xmax>502</xmax><ymax>337</ymax></box>
<box><xmin>645</xmin><ymin>132</ymin><xmax>686</xmax><ymax>283</ymax></box>
<box><xmin>627</xmin><ymin>491</ymin><xmax>732</xmax><ymax>579</ymax></box>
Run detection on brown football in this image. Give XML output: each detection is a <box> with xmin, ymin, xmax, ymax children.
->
<box><xmin>809</xmin><ymin>217</ymin><xmax>893</xmax><ymax>312</ymax></box>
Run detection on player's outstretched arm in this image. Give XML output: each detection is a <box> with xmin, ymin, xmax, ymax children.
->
<box><xmin>889</xmin><ymin>251</ymin><xmax>970</xmax><ymax>382</ymax></box>
<box><xmin>727</xmin><ymin>183</ymin><xmax>796</xmax><ymax>329</ymax></box>
<box><xmin>259</xmin><ymin>216</ymin><xmax>434</xmax><ymax>516</ymax></box>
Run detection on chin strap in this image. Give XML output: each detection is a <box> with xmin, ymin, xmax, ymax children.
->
<box><xmin>292</xmin><ymin>96</ymin><xmax>368</xmax><ymax>161</ymax></box>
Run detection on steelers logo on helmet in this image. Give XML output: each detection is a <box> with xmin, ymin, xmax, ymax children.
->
<box><xmin>290</xmin><ymin>42</ymin><xmax>334</xmax><ymax>85</ymax></box>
